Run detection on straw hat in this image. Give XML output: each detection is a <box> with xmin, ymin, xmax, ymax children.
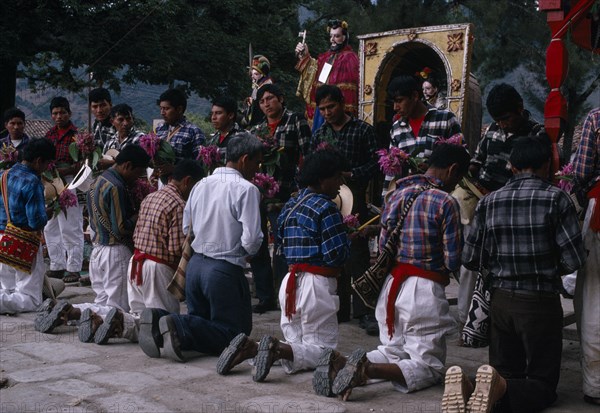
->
<box><xmin>43</xmin><ymin>175</ymin><xmax>65</xmax><ymax>204</ymax></box>
<box><xmin>333</xmin><ymin>184</ymin><xmax>353</xmax><ymax>217</ymax></box>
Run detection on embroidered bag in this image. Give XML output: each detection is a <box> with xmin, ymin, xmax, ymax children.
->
<box><xmin>352</xmin><ymin>184</ymin><xmax>434</xmax><ymax>309</ymax></box>
<box><xmin>167</xmin><ymin>233</ymin><xmax>192</xmax><ymax>301</ymax></box>
<box><xmin>0</xmin><ymin>170</ymin><xmax>41</xmax><ymax>273</ymax></box>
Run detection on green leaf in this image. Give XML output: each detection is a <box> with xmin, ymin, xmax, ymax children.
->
<box><xmin>69</xmin><ymin>143</ymin><xmax>80</xmax><ymax>162</ymax></box>
<box><xmin>92</xmin><ymin>150</ymin><xmax>100</xmax><ymax>169</ymax></box>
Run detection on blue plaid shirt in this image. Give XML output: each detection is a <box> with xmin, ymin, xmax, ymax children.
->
<box><xmin>276</xmin><ymin>188</ymin><xmax>350</xmax><ymax>267</ymax></box>
<box><xmin>156</xmin><ymin>117</ymin><xmax>206</xmax><ymax>161</ymax></box>
<box><xmin>0</xmin><ymin>163</ymin><xmax>47</xmax><ymax>231</ymax></box>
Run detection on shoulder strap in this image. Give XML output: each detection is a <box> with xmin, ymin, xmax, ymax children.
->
<box><xmin>1</xmin><ymin>171</ymin><xmax>11</xmax><ymax>224</ymax></box>
<box><xmin>282</xmin><ymin>192</ymin><xmax>315</xmax><ymax>229</ymax></box>
<box><xmin>89</xmin><ymin>182</ymin><xmax>132</xmax><ymax>249</ymax></box>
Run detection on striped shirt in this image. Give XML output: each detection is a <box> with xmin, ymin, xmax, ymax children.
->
<box><xmin>133</xmin><ymin>183</ymin><xmax>185</xmax><ymax>266</ymax></box>
<box><xmin>380</xmin><ymin>174</ymin><xmax>462</xmax><ymax>274</ymax></box>
<box><xmin>102</xmin><ymin>129</ymin><xmax>145</xmax><ymax>153</ymax></box>
<box><xmin>471</xmin><ymin>111</ymin><xmax>544</xmax><ymax>191</ymax></box>
<box><xmin>276</xmin><ymin>188</ymin><xmax>350</xmax><ymax>267</ymax></box>
<box><xmin>0</xmin><ymin>163</ymin><xmax>47</xmax><ymax>231</ymax></box>
<box><xmin>572</xmin><ymin>107</ymin><xmax>600</xmax><ymax>187</ymax></box>
<box><xmin>382</xmin><ymin>105</ymin><xmax>461</xmax><ymax>196</ymax></box>
<box><xmin>87</xmin><ymin>168</ymin><xmax>136</xmax><ymax>246</ymax></box>
<box><xmin>462</xmin><ymin>173</ymin><xmax>585</xmax><ymax>292</ymax></box>
<box><xmin>156</xmin><ymin>117</ymin><xmax>206</xmax><ymax>161</ymax></box>
<box><xmin>93</xmin><ymin>119</ymin><xmax>115</xmax><ymax>149</ymax></box>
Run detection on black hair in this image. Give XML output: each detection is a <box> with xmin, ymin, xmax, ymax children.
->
<box><xmin>50</xmin><ymin>97</ymin><xmax>71</xmax><ymax>114</ymax></box>
<box><xmin>256</xmin><ymin>83</ymin><xmax>284</xmax><ymax>101</ymax></box>
<box><xmin>387</xmin><ymin>75</ymin><xmax>420</xmax><ymax>99</ymax></box>
<box><xmin>211</xmin><ymin>96</ymin><xmax>237</xmax><ymax>115</ymax></box>
<box><xmin>171</xmin><ymin>159</ymin><xmax>205</xmax><ymax>181</ymax></box>
<box><xmin>226</xmin><ymin>131</ymin><xmax>264</xmax><ymax>162</ymax></box>
<box><xmin>114</xmin><ymin>144</ymin><xmax>151</xmax><ymax>168</ymax></box>
<box><xmin>158</xmin><ymin>88</ymin><xmax>187</xmax><ymax>111</ymax></box>
<box><xmin>296</xmin><ymin>148</ymin><xmax>347</xmax><ymax>188</ymax></box>
<box><xmin>509</xmin><ymin>134</ymin><xmax>551</xmax><ymax>170</ymax></box>
<box><xmin>486</xmin><ymin>83</ymin><xmax>523</xmax><ymax>119</ymax></box>
<box><xmin>428</xmin><ymin>144</ymin><xmax>471</xmax><ymax>176</ymax></box>
<box><xmin>3</xmin><ymin>108</ymin><xmax>25</xmax><ymax>123</ymax></box>
<box><xmin>328</xmin><ymin>19</ymin><xmax>348</xmax><ymax>38</ymax></box>
<box><xmin>21</xmin><ymin>138</ymin><xmax>56</xmax><ymax>162</ymax></box>
<box><xmin>423</xmin><ymin>75</ymin><xmax>442</xmax><ymax>89</ymax></box>
<box><xmin>315</xmin><ymin>85</ymin><xmax>344</xmax><ymax>106</ymax></box>
<box><xmin>89</xmin><ymin>88</ymin><xmax>112</xmax><ymax>104</ymax></box>
<box><xmin>110</xmin><ymin>103</ymin><xmax>133</xmax><ymax>119</ymax></box>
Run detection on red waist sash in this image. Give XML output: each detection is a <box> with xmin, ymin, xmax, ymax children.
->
<box><xmin>285</xmin><ymin>263</ymin><xmax>340</xmax><ymax>320</ymax></box>
<box><xmin>130</xmin><ymin>249</ymin><xmax>177</xmax><ymax>286</ymax></box>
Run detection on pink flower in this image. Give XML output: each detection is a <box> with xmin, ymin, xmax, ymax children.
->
<box><xmin>75</xmin><ymin>132</ymin><xmax>96</xmax><ymax>155</ymax></box>
<box><xmin>139</xmin><ymin>133</ymin><xmax>160</xmax><ymax>159</ymax></box>
<box><xmin>435</xmin><ymin>133</ymin><xmax>465</xmax><ymax>147</ymax></box>
<box><xmin>131</xmin><ymin>178</ymin><xmax>157</xmax><ymax>207</ymax></box>
<box><xmin>58</xmin><ymin>190</ymin><xmax>78</xmax><ymax>209</ymax></box>
<box><xmin>197</xmin><ymin>145</ymin><xmax>221</xmax><ymax>169</ymax></box>
<box><xmin>555</xmin><ymin>163</ymin><xmax>575</xmax><ymax>193</ymax></box>
<box><xmin>316</xmin><ymin>142</ymin><xmax>335</xmax><ymax>151</ymax></box>
<box><xmin>377</xmin><ymin>147</ymin><xmax>410</xmax><ymax>176</ymax></box>
<box><xmin>46</xmin><ymin>161</ymin><xmax>56</xmax><ymax>171</ymax></box>
<box><xmin>251</xmin><ymin>173</ymin><xmax>280</xmax><ymax>198</ymax></box>
<box><xmin>343</xmin><ymin>213</ymin><xmax>360</xmax><ymax>232</ymax></box>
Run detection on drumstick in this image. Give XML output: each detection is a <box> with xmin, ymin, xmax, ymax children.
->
<box><xmin>357</xmin><ymin>214</ymin><xmax>380</xmax><ymax>231</ymax></box>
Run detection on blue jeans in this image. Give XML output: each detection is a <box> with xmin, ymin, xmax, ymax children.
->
<box><xmin>170</xmin><ymin>253</ymin><xmax>252</xmax><ymax>355</ymax></box>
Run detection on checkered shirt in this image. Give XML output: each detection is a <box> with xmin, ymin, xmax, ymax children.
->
<box><xmin>93</xmin><ymin>119</ymin><xmax>115</xmax><ymax>149</ymax></box>
<box><xmin>380</xmin><ymin>174</ymin><xmax>462</xmax><ymax>274</ymax></box>
<box><xmin>133</xmin><ymin>182</ymin><xmax>186</xmax><ymax>266</ymax></box>
<box><xmin>276</xmin><ymin>188</ymin><xmax>350</xmax><ymax>267</ymax></box>
<box><xmin>382</xmin><ymin>105</ymin><xmax>461</xmax><ymax>196</ymax></box>
<box><xmin>103</xmin><ymin>129</ymin><xmax>145</xmax><ymax>153</ymax></box>
<box><xmin>312</xmin><ymin>116</ymin><xmax>378</xmax><ymax>180</ymax></box>
<box><xmin>573</xmin><ymin>107</ymin><xmax>600</xmax><ymax>187</ymax></box>
<box><xmin>45</xmin><ymin>122</ymin><xmax>78</xmax><ymax>165</ymax></box>
<box><xmin>206</xmin><ymin>123</ymin><xmax>242</xmax><ymax>162</ymax></box>
<box><xmin>462</xmin><ymin>173</ymin><xmax>585</xmax><ymax>293</ymax></box>
<box><xmin>0</xmin><ymin>163</ymin><xmax>47</xmax><ymax>231</ymax></box>
<box><xmin>471</xmin><ymin>111</ymin><xmax>544</xmax><ymax>191</ymax></box>
<box><xmin>155</xmin><ymin>117</ymin><xmax>206</xmax><ymax>161</ymax></box>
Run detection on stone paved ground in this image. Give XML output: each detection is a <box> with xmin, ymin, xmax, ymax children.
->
<box><xmin>0</xmin><ymin>280</ymin><xmax>594</xmax><ymax>413</ymax></box>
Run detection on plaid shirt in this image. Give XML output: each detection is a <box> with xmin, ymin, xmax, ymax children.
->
<box><xmin>102</xmin><ymin>129</ymin><xmax>145</xmax><ymax>153</ymax></box>
<box><xmin>382</xmin><ymin>105</ymin><xmax>461</xmax><ymax>196</ymax></box>
<box><xmin>462</xmin><ymin>173</ymin><xmax>585</xmax><ymax>292</ymax></box>
<box><xmin>380</xmin><ymin>174</ymin><xmax>462</xmax><ymax>274</ymax></box>
<box><xmin>87</xmin><ymin>168</ymin><xmax>136</xmax><ymax>246</ymax></box>
<box><xmin>45</xmin><ymin>122</ymin><xmax>78</xmax><ymax>165</ymax></box>
<box><xmin>0</xmin><ymin>133</ymin><xmax>31</xmax><ymax>151</ymax></box>
<box><xmin>156</xmin><ymin>117</ymin><xmax>205</xmax><ymax>161</ymax></box>
<box><xmin>252</xmin><ymin>110</ymin><xmax>311</xmax><ymax>200</ymax></box>
<box><xmin>93</xmin><ymin>119</ymin><xmax>115</xmax><ymax>149</ymax></box>
<box><xmin>206</xmin><ymin>123</ymin><xmax>242</xmax><ymax>162</ymax></box>
<box><xmin>0</xmin><ymin>163</ymin><xmax>47</xmax><ymax>231</ymax></box>
<box><xmin>133</xmin><ymin>183</ymin><xmax>185</xmax><ymax>266</ymax></box>
<box><xmin>312</xmin><ymin>116</ymin><xmax>378</xmax><ymax>180</ymax></box>
<box><xmin>573</xmin><ymin>107</ymin><xmax>600</xmax><ymax>187</ymax></box>
<box><xmin>471</xmin><ymin>111</ymin><xmax>544</xmax><ymax>191</ymax></box>
<box><xmin>276</xmin><ymin>188</ymin><xmax>350</xmax><ymax>267</ymax></box>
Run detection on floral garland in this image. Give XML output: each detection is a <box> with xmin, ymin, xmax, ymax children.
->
<box><xmin>139</xmin><ymin>133</ymin><xmax>176</xmax><ymax>165</ymax></box>
<box><xmin>251</xmin><ymin>172</ymin><xmax>280</xmax><ymax>199</ymax></box>
<box><xmin>69</xmin><ymin>132</ymin><xmax>102</xmax><ymax>169</ymax></box>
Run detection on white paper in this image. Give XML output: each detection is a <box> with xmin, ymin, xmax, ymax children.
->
<box><xmin>318</xmin><ymin>62</ymin><xmax>333</xmax><ymax>84</ymax></box>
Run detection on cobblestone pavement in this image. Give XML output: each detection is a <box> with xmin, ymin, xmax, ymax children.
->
<box><xmin>0</xmin><ymin>280</ymin><xmax>594</xmax><ymax>413</ymax></box>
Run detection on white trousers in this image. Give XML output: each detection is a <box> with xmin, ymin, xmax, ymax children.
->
<box><xmin>0</xmin><ymin>242</ymin><xmax>44</xmax><ymax>313</ymax></box>
<box><xmin>575</xmin><ymin>198</ymin><xmax>600</xmax><ymax>398</ymax></box>
<box><xmin>89</xmin><ymin>244</ymin><xmax>132</xmax><ymax>312</ymax></box>
<box><xmin>73</xmin><ymin>302</ymin><xmax>138</xmax><ymax>342</ymax></box>
<box><xmin>44</xmin><ymin>190</ymin><xmax>84</xmax><ymax>272</ymax></box>
<box><xmin>278</xmin><ymin>271</ymin><xmax>339</xmax><ymax>374</ymax></box>
<box><xmin>127</xmin><ymin>259</ymin><xmax>180</xmax><ymax>315</ymax></box>
<box><xmin>367</xmin><ymin>276</ymin><xmax>455</xmax><ymax>393</ymax></box>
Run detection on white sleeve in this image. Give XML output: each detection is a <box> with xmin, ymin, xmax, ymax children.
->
<box><xmin>238</xmin><ymin>185</ymin><xmax>263</xmax><ymax>256</ymax></box>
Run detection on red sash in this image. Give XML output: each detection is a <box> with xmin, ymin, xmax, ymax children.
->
<box><xmin>386</xmin><ymin>263</ymin><xmax>449</xmax><ymax>339</ymax></box>
<box><xmin>285</xmin><ymin>263</ymin><xmax>340</xmax><ymax>320</ymax></box>
<box><xmin>588</xmin><ymin>181</ymin><xmax>600</xmax><ymax>232</ymax></box>
<box><xmin>130</xmin><ymin>249</ymin><xmax>177</xmax><ymax>286</ymax></box>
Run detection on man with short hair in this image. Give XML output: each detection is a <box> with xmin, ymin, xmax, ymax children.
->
<box><xmin>98</xmin><ymin>104</ymin><xmax>145</xmax><ymax>169</ymax></box>
<box><xmin>1</xmin><ymin>107</ymin><xmax>31</xmax><ymax>153</ymax></box>
<box><xmin>458</xmin><ymin>83</ymin><xmax>545</xmax><ymax>330</ymax></box>
<box><xmin>0</xmin><ymin>138</ymin><xmax>55</xmax><ymax>314</ymax></box>
<box><xmin>155</xmin><ymin>88</ymin><xmax>205</xmax><ymax>162</ymax></box>
<box><xmin>138</xmin><ymin>132</ymin><xmax>264</xmax><ymax>361</ymax></box>
<box><xmin>317</xmin><ymin>144</ymin><xmax>471</xmax><ymax>400</ymax></box>
<box><xmin>311</xmin><ymin>84</ymin><xmax>379</xmax><ymax>333</ymax></box>
<box><xmin>206</xmin><ymin>96</ymin><xmax>241</xmax><ymax>161</ymax></box>
<box><xmin>382</xmin><ymin>75</ymin><xmax>462</xmax><ymax>197</ymax></box>
<box><xmin>453</xmin><ymin>135</ymin><xmax>585</xmax><ymax>413</ymax></box>
<box><xmin>89</xmin><ymin>88</ymin><xmax>114</xmax><ymax>149</ymax></box>
<box><xmin>44</xmin><ymin>97</ymin><xmax>85</xmax><ymax>284</ymax></box>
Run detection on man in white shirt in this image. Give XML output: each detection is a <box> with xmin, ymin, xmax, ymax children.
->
<box><xmin>138</xmin><ymin>131</ymin><xmax>264</xmax><ymax>361</ymax></box>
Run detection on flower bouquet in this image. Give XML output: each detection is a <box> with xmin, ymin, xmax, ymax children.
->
<box><xmin>69</xmin><ymin>132</ymin><xmax>102</xmax><ymax>169</ymax></box>
<box><xmin>130</xmin><ymin>178</ymin><xmax>158</xmax><ymax>211</ymax></box>
<box><xmin>0</xmin><ymin>143</ymin><xmax>18</xmax><ymax>169</ymax></box>
<box><xmin>343</xmin><ymin>213</ymin><xmax>361</xmax><ymax>233</ymax></box>
<box><xmin>139</xmin><ymin>132</ymin><xmax>176</xmax><ymax>166</ymax></box>
<box><xmin>197</xmin><ymin>145</ymin><xmax>222</xmax><ymax>174</ymax></box>
<box><xmin>253</xmin><ymin>124</ymin><xmax>284</xmax><ymax>176</ymax></box>
<box><xmin>377</xmin><ymin>147</ymin><xmax>422</xmax><ymax>177</ymax></box>
<box><xmin>435</xmin><ymin>133</ymin><xmax>466</xmax><ymax>147</ymax></box>
<box><xmin>251</xmin><ymin>172</ymin><xmax>280</xmax><ymax>201</ymax></box>
<box><xmin>555</xmin><ymin>162</ymin><xmax>575</xmax><ymax>193</ymax></box>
